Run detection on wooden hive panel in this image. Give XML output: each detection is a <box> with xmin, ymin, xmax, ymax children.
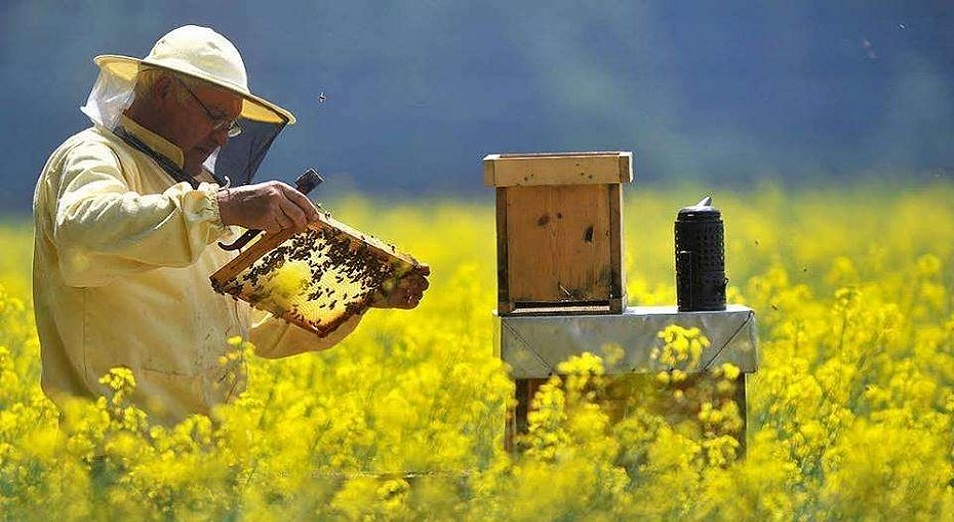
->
<box><xmin>485</xmin><ymin>151</ymin><xmax>632</xmax><ymax>315</ymax></box>
<box><xmin>505</xmin><ymin>184</ymin><xmax>613</xmax><ymax>302</ymax></box>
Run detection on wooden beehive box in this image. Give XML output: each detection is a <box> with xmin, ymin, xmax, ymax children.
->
<box><xmin>483</xmin><ymin>151</ymin><xmax>634</xmax><ymax>315</ymax></box>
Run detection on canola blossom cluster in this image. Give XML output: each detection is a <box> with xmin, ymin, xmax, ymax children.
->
<box><xmin>0</xmin><ymin>183</ymin><xmax>952</xmax><ymax>519</ymax></box>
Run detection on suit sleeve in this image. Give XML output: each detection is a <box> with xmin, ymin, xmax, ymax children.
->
<box><xmin>248</xmin><ymin>309</ymin><xmax>364</xmax><ymax>359</ymax></box>
<box><xmin>49</xmin><ymin>139</ymin><xmax>230</xmax><ymax>287</ymax></box>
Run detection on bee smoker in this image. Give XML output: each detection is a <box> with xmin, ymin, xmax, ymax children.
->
<box><xmin>675</xmin><ymin>196</ymin><xmax>727</xmax><ymax>311</ymax></box>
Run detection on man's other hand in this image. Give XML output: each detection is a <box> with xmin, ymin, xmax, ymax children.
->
<box><xmin>216</xmin><ymin>181</ymin><xmax>321</xmax><ymax>234</ymax></box>
<box><xmin>372</xmin><ymin>266</ymin><xmax>430</xmax><ymax>309</ymax></box>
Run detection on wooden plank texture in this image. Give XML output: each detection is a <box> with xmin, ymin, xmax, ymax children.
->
<box><xmin>495</xmin><ymin>187</ymin><xmax>514</xmax><ymax>314</ymax></box>
<box><xmin>607</xmin><ymin>183</ymin><xmax>627</xmax><ymax>312</ymax></box>
<box><xmin>483</xmin><ymin>151</ymin><xmax>633</xmax><ymax>187</ymax></box>
<box><xmin>505</xmin><ymin>184</ymin><xmax>613</xmax><ymax>302</ymax></box>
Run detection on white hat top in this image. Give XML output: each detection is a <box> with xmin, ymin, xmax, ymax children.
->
<box><xmin>94</xmin><ymin>25</ymin><xmax>295</xmax><ymax>124</ymax></box>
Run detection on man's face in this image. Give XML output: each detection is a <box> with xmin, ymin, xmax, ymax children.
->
<box><xmin>155</xmin><ymin>76</ymin><xmax>243</xmax><ymax>175</ymax></box>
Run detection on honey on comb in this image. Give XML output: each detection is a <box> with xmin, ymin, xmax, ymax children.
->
<box><xmin>211</xmin><ymin>218</ymin><xmax>424</xmax><ymax>337</ymax></box>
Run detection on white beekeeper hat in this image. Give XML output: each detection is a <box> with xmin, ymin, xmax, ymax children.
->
<box><xmin>93</xmin><ymin>25</ymin><xmax>295</xmax><ymax>124</ymax></box>
<box><xmin>81</xmin><ymin>25</ymin><xmax>296</xmax><ymax>185</ymax></box>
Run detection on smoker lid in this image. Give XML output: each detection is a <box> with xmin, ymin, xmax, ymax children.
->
<box><xmin>678</xmin><ymin>196</ymin><xmax>721</xmax><ymax>220</ymax></box>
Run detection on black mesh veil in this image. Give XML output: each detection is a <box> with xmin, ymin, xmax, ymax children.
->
<box><xmin>211</xmin><ymin>118</ymin><xmax>288</xmax><ymax>186</ymax></box>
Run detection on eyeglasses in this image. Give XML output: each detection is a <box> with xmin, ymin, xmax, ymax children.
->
<box><xmin>173</xmin><ymin>76</ymin><xmax>243</xmax><ymax>138</ymax></box>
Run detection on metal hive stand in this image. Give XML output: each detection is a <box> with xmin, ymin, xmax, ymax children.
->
<box><xmin>495</xmin><ymin>305</ymin><xmax>759</xmax><ymax>451</ymax></box>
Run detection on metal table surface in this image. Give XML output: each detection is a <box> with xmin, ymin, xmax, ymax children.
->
<box><xmin>494</xmin><ymin>305</ymin><xmax>759</xmax><ymax>379</ymax></box>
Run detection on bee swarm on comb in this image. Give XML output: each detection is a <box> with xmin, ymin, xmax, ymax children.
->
<box><xmin>210</xmin><ymin>216</ymin><xmax>424</xmax><ymax>337</ymax></box>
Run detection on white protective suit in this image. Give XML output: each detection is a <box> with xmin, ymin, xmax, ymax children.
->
<box><xmin>33</xmin><ymin>114</ymin><xmax>361</xmax><ymax>424</ymax></box>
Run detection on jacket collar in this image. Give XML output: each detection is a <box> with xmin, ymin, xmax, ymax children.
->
<box><xmin>119</xmin><ymin>114</ymin><xmax>185</xmax><ymax>170</ymax></box>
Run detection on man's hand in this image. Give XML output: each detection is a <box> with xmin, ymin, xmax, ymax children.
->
<box><xmin>216</xmin><ymin>181</ymin><xmax>321</xmax><ymax>234</ymax></box>
<box><xmin>372</xmin><ymin>266</ymin><xmax>430</xmax><ymax>309</ymax></box>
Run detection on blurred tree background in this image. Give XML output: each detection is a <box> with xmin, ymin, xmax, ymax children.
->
<box><xmin>1</xmin><ymin>0</ymin><xmax>951</xmax><ymax>213</ymax></box>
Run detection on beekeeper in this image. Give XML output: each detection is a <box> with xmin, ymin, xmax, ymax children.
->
<box><xmin>33</xmin><ymin>25</ymin><xmax>428</xmax><ymax>425</ymax></box>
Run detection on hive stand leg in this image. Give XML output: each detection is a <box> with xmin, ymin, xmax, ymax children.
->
<box><xmin>737</xmin><ymin>373</ymin><xmax>749</xmax><ymax>457</ymax></box>
<box><xmin>504</xmin><ymin>374</ymin><xmax>750</xmax><ymax>457</ymax></box>
<box><xmin>506</xmin><ymin>377</ymin><xmax>547</xmax><ymax>452</ymax></box>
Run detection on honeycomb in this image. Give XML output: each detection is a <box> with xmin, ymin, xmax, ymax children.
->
<box><xmin>210</xmin><ymin>216</ymin><xmax>424</xmax><ymax>337</ymax></box>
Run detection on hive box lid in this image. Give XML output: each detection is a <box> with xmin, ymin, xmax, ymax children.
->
<box><xmin>483</xmin><ymin>151</ymin><xmax>634</xmax><ymax>187</ymax></box>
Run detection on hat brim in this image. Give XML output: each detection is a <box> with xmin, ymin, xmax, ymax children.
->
<box><xmin>94</xmin><ymin>54</ymin><xmax>296</xmax><ymax>125</ymax></box>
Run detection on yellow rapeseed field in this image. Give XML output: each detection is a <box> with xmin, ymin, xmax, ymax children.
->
<box><xmin>0</xmin><ymin>182</ymin><xmax>952</xmax><ymax>519</ymax></box>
